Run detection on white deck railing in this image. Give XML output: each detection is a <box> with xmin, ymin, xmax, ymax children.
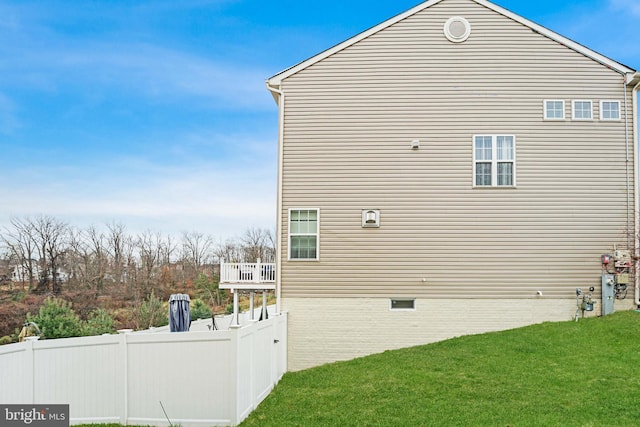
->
<box><xmin>220</xmin><ymin>260</ymin><xmax>276</xmax><ymax>284</ymax></box>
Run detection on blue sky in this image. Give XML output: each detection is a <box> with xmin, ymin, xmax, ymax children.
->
<box><xmin>1</xmin><ymin>0</ymin><xmax>639</xmax><ymax>240</ymax></box>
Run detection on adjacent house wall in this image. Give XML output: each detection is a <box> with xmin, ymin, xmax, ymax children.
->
<box><xmin>277</xmin><ymin>0</ymin><xmax>636</xmax><ymax>368</ymax></box>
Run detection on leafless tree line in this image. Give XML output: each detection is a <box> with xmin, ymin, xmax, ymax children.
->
<box><xmin>0</xmin><ymin>215</ymin><xmax>275</xmax><ymax>298</ymax></box>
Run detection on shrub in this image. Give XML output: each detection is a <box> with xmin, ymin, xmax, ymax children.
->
<box><xmin>27</xmin><ymin>298</ymin><xmax>82</xmax><ymax>339</ymax></box>
<box><xmin>137</xmin><ymin>290</ymin><xmax>168</xmax><ymax>329</ymax></box>
<box><xmin>195</xmin><ymin>273</ymin><xmax>227</xmax><ymax>307</ymax></box>
<box><xmin>190</xmin><ymin>298</ymin><xmax>212</xmax><ymax>321</ymax></box>
<box><xmin>82</xmin><ymin>308</ymin><xmax>116</xmax><ymax>336</ymax></box>
<box><xmin>0</xmin><ymin>335</ymin><xmax>12</xmax><ymax>345</ymax></box>
<box><xmin>11</xmin><ymin>291</ymin><xmax>26</xmax><ymax>302</ymax></box>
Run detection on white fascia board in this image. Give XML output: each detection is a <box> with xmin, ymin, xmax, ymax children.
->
<box><xmin>474</xmin><ymin>0</ymin><xmax>636</xmax><ymax>76</ymax></box>
<box><xmin>626</xmin><ymin>72</ymin><xmax>640</xmax><ymax>86</ymax></box>
<box><xmin>267</xmin><ymin>0</ymin><xmax>446</xmax><ymax>86</ymax></box>
<box><xmin>267</xmin><ymin>0</ymin><xmax>635</xmax><ymax>86</ymax></box>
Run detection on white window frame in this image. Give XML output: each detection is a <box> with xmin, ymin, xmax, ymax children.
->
<box><xmin>600</xmin><ymin>100</ymin><xmax>621</xmax><ymax>121</ymax></box>
<box><xmin>472</xmin><ymin>135</ymin><xmax>516</xmax><ymax>188</ymax></box>
<box><xmin>389</xmin><ymin>298</ymin><xmax>416</xmax><ymax>311</ymax></box>
<box><xmin>572</xmin><ymin>100</ymin><xmax>593</xmax><ymax>120</ymax></box>
<box><xmin>543</xmin><ymin>100</ymin><xmax>565</xmax><ymax>120</ymax></box>
<box><xmin>288</xmin><ymin>208</ymin><xmax>320</xmax><ymax>261</ymax></box>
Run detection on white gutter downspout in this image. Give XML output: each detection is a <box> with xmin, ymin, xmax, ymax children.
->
<box><xmin>266</xmin><ymin>82</ymin><xmax>285</xmax><ymax>313</ymax></box>
<box><xmin>632</xmin><ymin>75</ymin><xmax>640</xmax><ymax>308</ymax></box>
<box><xmin>624</xmin><ymin>77</ymin><xmax>632</xmax><ymax>251</ymax></box>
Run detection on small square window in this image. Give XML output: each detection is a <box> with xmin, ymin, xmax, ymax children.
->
<box><xmin>572</xmin><ymin>100</ymin><xmax>593</xmax><ymax>120</ymax></box>
<box><xmin>544</xmin><ymin>100</ymin><xmax>565</xmax><ymax>120</ymax></box>
<box><xmin>600</xmin><ymin>101</ymin><xmax>620</xmax><ymax>121</ymax></box>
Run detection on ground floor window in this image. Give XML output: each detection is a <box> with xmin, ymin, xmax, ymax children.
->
<box><xmin>289</xmin><ymin>208</ymin><xmax>319</xmax><ymax>260</ymax></box>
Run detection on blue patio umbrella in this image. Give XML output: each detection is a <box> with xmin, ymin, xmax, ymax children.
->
<box><xmin>169</xmin><ymin>294</ymin><xmax>191</xmax><ymax>332</ymax></box>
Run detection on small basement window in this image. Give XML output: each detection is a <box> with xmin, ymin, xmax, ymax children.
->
<box><xmin>390</xmin><ymin>299</ymin><xmax>416</xmax><ymax>311</ymax></box>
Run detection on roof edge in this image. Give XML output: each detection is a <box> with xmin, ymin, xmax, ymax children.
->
<box><xmin>474</xmin><ymin>0</ymin><xmax>635</xmax><ymax>76</ymax></box>
<box><xmin>267</xmin><ymin>0</ymin><xmax>444</xmax><ymax>85</ymax></box>
<box><xmin>266</xmin><ymin>0</ymin><xmax>635</xmax><ymax>86</ymax></box>
<box><xmin>627</xmin><ymin>72</ymin><xmax>640</xmax><ymax>86</ymax></box>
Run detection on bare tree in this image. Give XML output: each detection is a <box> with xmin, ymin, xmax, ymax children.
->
<box><xmin>30</xmin><ymin>215</ymin><xmax>70</xmax><ymax>294</ymax></box>
<box><xmin>0</xmin><ymin>250</ymin><xmax>15</xmax><ymax>290</ymax></box>
<box><xmin>160</xmin><ymin>233</ymin><xmax>177</xmax><ymax>266</ymax></box>
<box><xmin>240</xmin><ymin>227</ymin><xmax>275</xmax><ymax>262</ymax></box>
<box><xmin>67</xmin><ymin>225</ymin><xmax>109</xmax><ymax>292</ymax></box>
<box><xmin>66</xmin><ymin>228</ymin><xmax>88</xmax><ymax>290</ymax></box>
<box><xmin>87</xmin><ymin>225</ymin><xmax>109</xmax><ymax>290</ymax></box>
<box><xmin>106</xmin><ymin>222</ymin><xmax>128</xmax><ymax>286</ymax></box>
<box><xmin>2</xmin><ymin>217</ymin><xmax>40</xmax><ymax>291</ymax></box>
<box><xmin>214</xmin><ymin>238</ymin><xmax>243</xmax><ymax>263</ymax></box>
<box><xmin>0</xmin><ymin>216</ymin><xmax>270</xmax><ymax>321</ymax></box>
<box><xmin>182</xmin><ymin>231</ymin><xmax>214</xmax><ymax>273</ymax></box>
<box><xmin>135</xmin><ymin>230</ymin><xmax>170</xmax><ymax>297</ymax></box>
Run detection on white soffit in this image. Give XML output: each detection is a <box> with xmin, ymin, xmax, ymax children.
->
<box><xmin>266</xmin><ymin>0</ymin><xmax>636</xmax><ymax>86</ymax></box>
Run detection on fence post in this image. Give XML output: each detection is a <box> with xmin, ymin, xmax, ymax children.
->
<box><xmin>229</xmin><ymin>326</ymin><xmax>239</xmax><ymax>425</ymax></box>
<box><xmin>262</xmin><ymin>291</ymin><xmax>268</xmax><ymax>320</ymax></box>
<box><xmin>250</xmin><ymin>291</ymin><xmax>255</xmax><ymax>321</ymax></box>
<box><xmin>232</xmin><ymin>291</ymin><xmax>241</xmax><ymax>327</ymax></box>
<box><xmin>255</xmin><ymin>258</ymin><xmax>261</xmax><ymax>283</ymax></box>
<box><xmin>25</xmin><ymin>340</ymin><xmax>35</xmax><ymax>404</ymax></box>
<box><xmin>118</xmin><ymin>330</ymin><xmax>130</xmax><ymax>424</ymax></box>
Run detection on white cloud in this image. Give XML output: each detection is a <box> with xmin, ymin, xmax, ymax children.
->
<box><xmin>0</xmin><ymin>122</ymin><xmax>277</xmax><ymax>239</ymax></box>
<box><xmin>0</xmin><ymin>1</ymin><xmax>275</xmax><ymax>112</ymax></box>
<box><xmin>1</xmin><ymin>159</ymin><xmax>276</xmax><ymax>238</ymax></box>
<box><xmin>9</xmin><ymin>42</ymin><xmax>274</xmax><ymax>111</ymax></box>
<box><xmin>609</xmin><ymin>0</ymin><xmax>640</xmax><ymax>16</ymax></box>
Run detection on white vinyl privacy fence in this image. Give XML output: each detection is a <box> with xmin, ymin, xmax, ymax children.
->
<box><xmin>0</xmin><ymin>313</ymin><xmax>287</xmax><ymax>426</ymax></box>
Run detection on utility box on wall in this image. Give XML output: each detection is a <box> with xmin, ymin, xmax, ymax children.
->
<box><xmin>361</xmin><ymin>209</ymin><xmax>380</xmax><ymax>228</ymax></box>
<box><xmin>602</xmin><ymin>274</ymin><xmax>615</xmax><ymax>315</ymax></box>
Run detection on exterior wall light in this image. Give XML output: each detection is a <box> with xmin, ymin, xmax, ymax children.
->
<box><xmin>362</xmin><ymin>209</ymin><xmax>380</xmax><ymax>228</ymax></box>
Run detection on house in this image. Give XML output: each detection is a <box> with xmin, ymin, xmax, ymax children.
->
<box><xmin>266</xmin><ymin>0</ymin><xmax>640</xmax><ymax>371</ymax></box>
<box><xmin>11</xmin><ymin>264</ymin><xmax>40</xmax><ymax>283</ymax></box>
<box><xmin>11</xmin><ymin>264</ymin><xmax>69</xmax><ymax>284</ymax></box>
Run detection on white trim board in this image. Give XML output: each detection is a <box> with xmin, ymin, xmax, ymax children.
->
<box><xmin>266</xmin><ymin>0</ymin><xmax>636</xmax><ymax>87</ymax></box>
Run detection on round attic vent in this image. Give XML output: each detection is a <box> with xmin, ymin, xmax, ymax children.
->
<box><xmin>444</xmin><ymin>16</ymin><xmax>471</xmax><ymax>43</ymax></box>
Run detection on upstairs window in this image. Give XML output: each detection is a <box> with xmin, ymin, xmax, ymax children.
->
<box><xmin>289</xmin><ymin>209</ymin><xmax>319</xmax><ymax>260</ymax></box>
<box><xmin>473</xmin><ymin>135</ymin><xmax>516</xmax><ymax>187</ymax></box>
<box><xmin>572</xmin><ymin>100</ymin><xmax>593</xmax><ymax>120</ymax></box>
<box><xmin>600</xmin><ymin>101</ymin><xmax>620</xmax><ymax>120</ymax></box>
<box><xmin>544</xmin><ymin>100</ymin><xmax>565</xmax><ymax>120</ymax></box>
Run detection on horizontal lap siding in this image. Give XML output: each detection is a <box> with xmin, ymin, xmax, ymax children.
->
<box><xmin>279</xmin><ymin>0</ymin><xmax>635</xmax><ymax>298</ymax></box>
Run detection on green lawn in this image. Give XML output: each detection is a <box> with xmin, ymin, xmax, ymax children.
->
<box><xmin>241</xmin><ymin>311</ymin><xmax>640</xmax><ymax>427</ymax></box>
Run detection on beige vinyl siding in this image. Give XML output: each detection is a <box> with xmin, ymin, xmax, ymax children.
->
<box><xmin>278</xmin><ymin>0</ymin><xmax>635</xmax><ymax>299</ymax></box>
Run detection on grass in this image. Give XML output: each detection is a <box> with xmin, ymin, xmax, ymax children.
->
<box><xmin>241</xmin><ymin>311</ymin><xmax>640</xmax><ymax>427</ymax></box>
